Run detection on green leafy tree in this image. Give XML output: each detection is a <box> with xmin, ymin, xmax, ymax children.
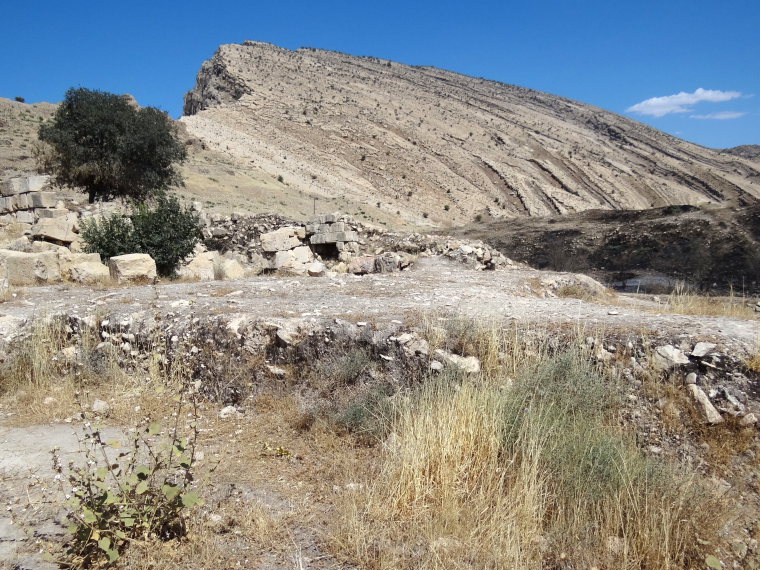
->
<box><xmin>81</xmin><ymin>194</ymin><xmax>203</xmax><ymax>277</ymax></box>
<box><xmin>39</xmin><ymin>87</ymin><xmax>186</xmax><ymax>203</ymax></box>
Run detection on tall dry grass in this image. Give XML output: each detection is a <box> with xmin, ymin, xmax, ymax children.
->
<box><xmin>662</xmin><ymin>281</ymin><xmax>757</xmax><ymax>319</ymax></box>
<box><xmin>330</xmin><ymin>323</ymin><xmax>725</xmax><ymax>569</ymax></box>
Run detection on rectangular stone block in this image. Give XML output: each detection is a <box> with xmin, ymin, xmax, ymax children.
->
<box><xmin>260</xmin><ymin>227</ymin><xmax>302</xmax><ymax>252</ymax></box>
<box><xmin>31</xmin><ymin>218</ymin><xmax>76</xmax><ymax>244</ymax></box>
<box><xmin>0</xmin><ymin>249</ymin><xmax>62</xmax><ymax>285</ymax></box>
<box><xmin>30</xmin><ymin>192</ymin><xmax>57</xmax><ymax>208</ymax></box>
<box><xmin>1</xmin><ymin>175</ymin><xmax>50</xmax><ymax>196</ymax></box>
<box><xmin>15</xmin><ymin>194</ymin><xmax>31</xmax><ymax>210</ymax></box>
<box><xmin>15</xmin><ymin>211</ymin><xmax>35</xmax><ymax>224</ymax></box>
<box><xmin>36</xmin><ymin>208</ymin><xmax>70</xmax><ymax>219</ymax></box>
<box><xmin>324</xmin><ymin>213</ymin><xmax>338</xmax><ymax>223</ymax></box>
<box><xmin>1</xmin><ymin>178</ymin><xmax>27</xmax><ymax>197</ymax></box>
<box><xmin>336</xmin><ymin>231</ymin><xmax>359</xmax><ymax>242</ymax></box>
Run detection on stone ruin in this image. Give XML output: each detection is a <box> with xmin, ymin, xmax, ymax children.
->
<box><xmin>0</xmin><ymin>173</ymin><xmax>518</xmax><ymax>288</ymax></box>
<box><xmin>305</xmin><ymin>213</ymin><xmax>360</xmax><ymax>261</ymax></box>
<box><xmin>0</xmin><ymin>175</ymin><xmax>77</xmax><ymax>244</ymax></box>
<box><xmin>203</xmin><ymin>210</ymin><xmax>515</xmax><ymax>276</ymax></box>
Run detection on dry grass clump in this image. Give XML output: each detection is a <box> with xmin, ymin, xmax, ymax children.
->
<box><xmin>661</xmin><ymin>281</ymin><xmax>758</xmax><ymax>319</ymax></box>
<box><xmin>746</xmin><ymin>340</ymin><xmax>760</xmax><ymax>374</ymax></box>
<box><xmin>330</xmin><ymin>326</ymin><xmax>725</xmax><ymax>569</ymax></box>
<box><xmin>0</xmin><ymin>314</ymin><xmax>180</xmax><ymax>425</ymax></box>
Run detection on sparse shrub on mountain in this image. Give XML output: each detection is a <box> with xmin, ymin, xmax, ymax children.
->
<box><xmin>39</xmin><ymin>87</ymin><xmax>186</xmax><ymax>203</ymax></box>
<box><xmin>81</xmin><ymin>194</ymin><xmax>203</xmax><ymax>277</ymax></box>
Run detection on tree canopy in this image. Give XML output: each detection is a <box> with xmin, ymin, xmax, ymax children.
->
<box><xmin>39</xmin><ymin>87</ymin><xmax>186</xmax><ymax>203</ymax></box>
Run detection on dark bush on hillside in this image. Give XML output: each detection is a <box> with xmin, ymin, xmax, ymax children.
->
<box><xmin>81</xmin><ymin>194</ymin><xmax>203</xmax><ymax>277</ymax></box>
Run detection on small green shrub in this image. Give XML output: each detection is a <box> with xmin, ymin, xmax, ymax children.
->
<box><xmin>52</xmin><ymin>390</ymin><xmax>201</xmax><ymax>568</ymax></box>
<box><xmin>129</xmin><ymin>194</ymin><xmax>203</xmax><ymax>277</ymax></box>
<box><xmin>337</xmin><ymin>382</ymin><xmax>396</xmax><ymax>440</ymax></box>
<box><xmin>15</xmin><ymin>96</ymin><xmax>25</xmax><ymax>103</ymax></box>
<box><xmin>81</xmin><ymin>194</ymin><xmax>203</xmax><ymax>277</ymax></box>
<box><xmin>80</xmin><ymin>214</ymin><xmax>136</xmax><ymax>262</ymax></box>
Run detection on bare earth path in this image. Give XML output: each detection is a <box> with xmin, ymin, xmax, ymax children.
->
<box><xmin>2</xmin><ymin>257</ymin><xmax>758</xmax><ymax>351</ymax></box>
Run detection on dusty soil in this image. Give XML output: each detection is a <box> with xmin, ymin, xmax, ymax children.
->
<box><xmin>1</xmin><ymin>257</ymin><xmax>758</xmax><ymax>351</ymax></box>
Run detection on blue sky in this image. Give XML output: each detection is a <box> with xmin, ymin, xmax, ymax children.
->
<box><xmin>2</xmin><ymin>0</ymin><xmax>758</xmax><ymax>149</ymax></box>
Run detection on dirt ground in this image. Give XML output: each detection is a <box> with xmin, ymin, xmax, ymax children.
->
<box><xmin>1</xmin><ymin>257</ymin><xmax>759</xmax><ymax>568</ymax></box>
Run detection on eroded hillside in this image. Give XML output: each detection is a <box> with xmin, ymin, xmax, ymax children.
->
<box><xmin>181</xmin><ymin>41</ymin><xmax>760</xmax><ymax>227</ymax></box>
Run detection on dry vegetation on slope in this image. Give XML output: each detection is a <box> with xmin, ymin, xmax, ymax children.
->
<box><xmin>180</xmin><ymin>41</ymin><xmax>760</xmax><ymax>228</ymax></box>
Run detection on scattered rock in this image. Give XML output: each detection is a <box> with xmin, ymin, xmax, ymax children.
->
<box><xmin>739</xmin><ymin>413</ymin><xmax>757</xmax><ymax>427</ymax></box>
<box><xmin>307</xmin><ymin>261</ymin><xmax>326</xmax><ymax>277</ymax></box>
<box><xmin>434</xmin><ymin>349</ymin><xmax>481</xmax><ymax>374</ymax></box>
<box><xmin>653</xmin><ymin>345</ymin><xmax>690</xmax><ymax>370</ymax></box>
<box><xmin>348</xmin><ymin>255</ymin><xmax>377</xmax><ymax>275</ymax></box>
<box><xmin>178</xmin><ymin>251</ymin><xmax>221</xmax><ymax>281</ymax></box>
<box><xmin>218</xmin><ymin>405</ymin><xmax>241</xmax><ymax>419</ymax></box>
<box><xmin>691</xmin><ymin>342</ymin><xmax>717</xmax><ymax>358</ymax></box>
<box><xmin>272</xmin><ymin>245</ymin><xmax>314</xmax><ymax>273</ymax></box>
<box><xmin>219</xmin><ymin>258</ymin><xmax>246</xmax><ymax>280</ymax></box>
<box><xmin>91</xmin><ymin>399</ymin><xmax>111</xmax><ymax>415</ymax></box>
<box><xmin>686</xmin><ymin>384</ymin><xmax>724</xmax><ymax>424</ymax></box>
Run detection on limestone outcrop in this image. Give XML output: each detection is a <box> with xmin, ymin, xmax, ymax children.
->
<box><xmin>181</xmin><ymin>42</ymin><xmax>760</xmax><ymax>226</ymax></box>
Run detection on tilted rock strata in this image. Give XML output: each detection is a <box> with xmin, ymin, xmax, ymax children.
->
<box><xmin>182</xmin><ymin>42</ymin><xmax>760</xmax><ymax>225</ymax></box>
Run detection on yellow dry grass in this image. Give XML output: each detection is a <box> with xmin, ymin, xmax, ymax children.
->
<box><xmin>659</xmin><ymin>281</ymin><xmax>758</xmax><ymax>320</ymax></box>
<box><xmin>329</xmin><ymin>324</ymin><xmax>727</xmax><ymax>569</ymax></box>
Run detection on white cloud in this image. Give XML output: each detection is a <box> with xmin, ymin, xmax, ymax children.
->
<box><xmin>626</xmin><ymin>88</ymin><xmax>742</xmax><ymax>117</ymax></box>
<box><xmin>690</xmin><ymin>111</ymin><xmax>747</xmax><ymax>120</ymax></box>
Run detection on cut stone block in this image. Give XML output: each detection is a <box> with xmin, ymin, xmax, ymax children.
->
<box><xmin>15</xmin><ymin>211</ymin><xmax>35</xmax><ymax>224</ymax></box>
<box><xmin>108</xmin><ymin>254</ymin><xmax>157</xmax><ymax>283</ymax></box>
<box><xmin>69</xmin><ymin>261</ymin><xmax>110</xmax><ymax>284</ymax></box>
<box><xmin>1</xmin><ymin>175</ymin><xmax>50</xmax><ymax>196</ymax></box>
<box><xmin>0</xmin><ymin>249</ymin><xmax>62</xmax><ymax>285</ymax></box>
<box><xmin>30</xmin><ymin>192</ymin><xmax>57</xmax><ymax>208</ymax></box>
<box><xmin>260</xmin><ymin>227</ymin><xmax>302</xmax><ymax>252</ymax></box>
<box><xmin>36</xmin><ymin>208</ymin><xmax>70</xmax><ymax>219</ymax></box>
<box><xmin>31</xmin><ymin>218</ymin><xmax>77</xmax><ymax>244</ymax></box>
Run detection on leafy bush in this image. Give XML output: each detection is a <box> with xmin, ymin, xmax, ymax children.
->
<box><xmin>52</xmin><ymin>390</ymin><xmax>200</xmax><ymax>568</ymax></box>
<box><xmin>14</xmin><ymin>96</ymin><xmax>25</xmax><ymax>103</ymax></box>
<box><xmin>81</xmin><ymin>194</ymin><xmax>203</xmax><ymax>277</ymax></box>
<box><xmin>79</xmin><ymin>214</ymin><xmax>136</xmax><ymax>262</ymax></box>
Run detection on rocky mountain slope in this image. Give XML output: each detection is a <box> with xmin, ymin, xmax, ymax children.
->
<box><xmin>181</xmin><ymin>41</ymin><xmax>760</xmax><ymax>227</ymax></box>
